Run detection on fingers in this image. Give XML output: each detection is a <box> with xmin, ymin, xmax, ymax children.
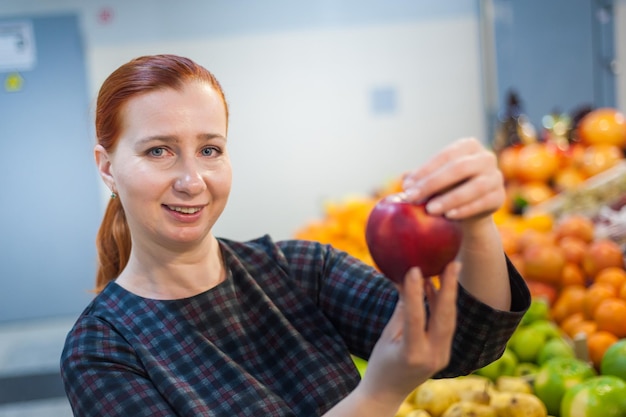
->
<box><xmin>426</xmin><ymin>262</ymin><xmax>459</xmax><ymax>346</ymax></box>
<box><xmin>381</xmin><ymin>295</ymin><xmax>406</xmax><ymax>342</ymax></box>
<box><xmin>402</xmin><ymin>138</ymin><xmax>504</xmax><ymax>219</ymax></box>
<box><xmin>398</xmin><ymin>263</ymin><xmax>459</xmax><ymax>372</ymax></box>
<box><xmin>428</xmin><ymin>175</ymin><xmax>505</xmax><ymax>220</ymax></box>
<box><xmin>403</xmin><ymin>138</ymin><xmax>482</xmax><ymax>186</ymax></box>
<box><xmin>400</xmin><ymin>267</ymin><xmax>427</xmax><ymax>351</ymax></box>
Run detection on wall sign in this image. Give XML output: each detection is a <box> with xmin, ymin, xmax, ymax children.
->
<box><xmin>0</xmin><ymin>21</ymin><xmax>36</xmax><ymax>72</ymax></box>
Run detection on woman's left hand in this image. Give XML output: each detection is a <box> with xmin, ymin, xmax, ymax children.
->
<box><xmin>401</xmin><ymin>137</ymin><xmax>505</xmax><ymax>222</ymax></box>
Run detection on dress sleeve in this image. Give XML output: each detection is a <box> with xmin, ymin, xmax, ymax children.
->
<box><xmin>60</xmin><ymin>316</ymin><xmax>178</xmax><ymax>417</ymax></box>
<box><xmin>281</xmin><ymin>240</ymin><xmax>530</xmax><ymax>377</ymax></box>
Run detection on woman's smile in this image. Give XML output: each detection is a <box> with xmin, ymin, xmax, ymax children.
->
<box><xmin>163</xmin><ymin>204</ymin><xmax>206</xmax><ymax>223</ymax></box>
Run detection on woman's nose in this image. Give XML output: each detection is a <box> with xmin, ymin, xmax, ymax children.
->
<box><xmin>173</xmin><ymin>159</ymin><xmax>206</xmax><ymax>195</ymax></box>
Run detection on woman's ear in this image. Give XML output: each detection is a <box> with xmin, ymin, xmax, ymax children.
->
<box><xmin>95</xmin><ymin>144</ymin><xmax>116</xmax><ymax>193</ymax></box>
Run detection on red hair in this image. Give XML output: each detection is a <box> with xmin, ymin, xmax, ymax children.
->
<box><xmin>94</xmin><ymin>54</ymin><xmax>228</xmax><ymax>292</ymax></box>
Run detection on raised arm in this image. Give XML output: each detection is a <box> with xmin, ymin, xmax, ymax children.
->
<box><xmin>401</xmin><ymin>137</ymin><xmax>511</xmax><ymax>311</ymax></box>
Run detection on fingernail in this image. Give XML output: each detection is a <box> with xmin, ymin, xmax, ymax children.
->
<box><xmin>404</xmin><ymin>188</ymin><xmax>421</xmax><ymax>201</ymax></box>
<box><xmin>445</xmin><ymin>208</ymin><xmax>458</xmax><ymax>218</ymax></box>
<box><xmin>425</xmin><ymin>200</ymin><xmax>442</xmax><ymax>214</ymax></box>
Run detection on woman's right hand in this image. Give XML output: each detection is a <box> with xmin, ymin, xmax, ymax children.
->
<box><xmin>356</xmin><ymin>262</ymin><xmax>460</xmax><ymax>412</ymax></box>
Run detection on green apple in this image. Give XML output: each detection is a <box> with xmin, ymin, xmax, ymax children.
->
<box><xmin>508</xmin><ymin>325</ymin><xmax>548</xmax><ymax>363</ymax></box>
<box><xmin>514</xmin><ymin>362</ymin><xmax>539</xmax><ymax>378</ymax></box>
<box><xmin>475</xmin><ymin>347</ymin><xmax>518</xmax><ymax>382</ymax></box>
<box><xmin>537</xmin><ymin>337</ymin><xmax>575</xmax><ymax>366</ymax></box>
<box><xmin>600</xmin><ymin>338</ymin><xmax>626</xmax><ymax>380</ymax></box>
<box><xmin>520</xmin><ymin>298</ymin><xmax>550</xmax><ymax>326</ymax></box>
<box><xmin>527</xmin><ymin>319</ymin><xmax>562</xmax><ymax>340</ymax></box>
<box><xmin>561</xmin><ymin>375</ymin><xmax>626</xmax><ymax>417</ymax></box>
<box><xmin>534</xmin><ymin>357</ymin><xmax>596</xmax><ymax>416</ymax></box>
<box><xmin>508</xmin><ymin>319</ymin><xmax>562</xmax><ymax>363</ymax></box>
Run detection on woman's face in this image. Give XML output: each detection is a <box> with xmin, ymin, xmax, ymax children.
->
<box><xmin>96</xmin><ymin>81</ymin><xmax>231</xmax><ymax>251</ymax></box>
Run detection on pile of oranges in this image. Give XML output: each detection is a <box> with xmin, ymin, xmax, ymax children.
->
<box><xmin>498</xmin><ymin>107</ymin><xmax>626</xmax><ymax>213</ymax></box>
<box><xmin>495</xmin><ymin>107</ymin><xmax>626</xmax><ymax>371</ymax></box>
<box><xmin>496</xmin><ymin>210</ymin><xmax>626</xmax><ymax>371</ymax></box>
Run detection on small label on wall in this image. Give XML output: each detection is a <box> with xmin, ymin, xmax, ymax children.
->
<box><xmin>4</xmin><ymin>72</ymin><xmax>23</xmax><ymax>92</ymax></box>
<box><xmin>0</xmin><ymin>21</ymin><xmax>37</xmax><ymax>72</ymax></box>
<box><xmin>370</xmin><ymin>86</ymin><xmax>397</xmax><ymax>115</ymax></box>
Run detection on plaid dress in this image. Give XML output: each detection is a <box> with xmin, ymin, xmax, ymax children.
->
<box><xmin>61</xmin><ymin>235</ymin><xmax>529</xmax><ymax>416</ymax></box>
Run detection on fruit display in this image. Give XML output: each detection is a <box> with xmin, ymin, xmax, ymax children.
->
<box><xmin>293</xmin><ymin>105</ymin><xmax>626</xmax><ymax>416</ymax></box>
<box><xmin>394</xmin><ymin>374</ymin><xmax>547</xmax><ymax>417</ymax></box>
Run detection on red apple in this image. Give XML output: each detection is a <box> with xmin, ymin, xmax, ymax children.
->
<box><xmin>365</xmin><ymin>194</ymin><xmax>463</xmax><ymax>283</ymax></box>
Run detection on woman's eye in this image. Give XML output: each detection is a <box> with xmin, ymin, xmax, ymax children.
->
<box><xmin>201</xmin><ymin>147</ymin><xmax>216</xmax><ymax>156</ymax></box>
<box><xmin>149</xmin><ymin>147</ymin><xmax>165</xmax><ymax>157</ymax></box>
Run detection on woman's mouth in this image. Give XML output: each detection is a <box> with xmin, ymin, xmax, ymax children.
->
<box><xmin>165</xmin><ymin>205</ymin><xmax>203</xmax><ymax>214</ymax></box>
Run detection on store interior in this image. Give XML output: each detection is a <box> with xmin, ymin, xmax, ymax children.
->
<box><xmin>1</xmin><ymin>1</ymin><xmax>625</xmax><ymax>415</ymax></box>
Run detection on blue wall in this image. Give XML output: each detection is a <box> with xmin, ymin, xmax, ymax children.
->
<box><xmin>492</xmin><ymin>0</ymin><xmax>616</xmax><ymax>130</ymax></box>
<box><xmin>0</xmin><ymin>13</ymin><xmax>100</xmax><ymax>322</ymax></box>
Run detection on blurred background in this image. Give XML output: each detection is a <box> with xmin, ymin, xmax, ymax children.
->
<box><xmin>0</xmin><ymin>0</ymin><xmax>624</xmax><ymax>415</ymax></box>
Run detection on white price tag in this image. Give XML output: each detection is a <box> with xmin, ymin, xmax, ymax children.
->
<box><xmin>0</xmin><ymin>20</ymin><xmax>36</xmax><ymax>72</ymax></box>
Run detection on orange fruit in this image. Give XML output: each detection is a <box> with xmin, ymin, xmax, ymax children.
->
<box><xmin>564</xmin><ymin>142</ymin><xmax>587</xmax><ymax>168</ymax></box>
<box><xmin>578</xmin><ymin>107</ymin><xmax>626</xmax><ymax>147</ymax></box>
<box><xmin>560</xmin><ymin>312</ymin><xmax>585</xmax><ymax>338</ymax></box>
<box><xmin>561</xmin><ymin>262</ymin><xmax>586</xmax><ymax>287</ymax></box>
<box><xmin>582</xmin><ymin>282</ymin><xmax>618</xmax><ymax>319</ymax></box>
<box><xmin>582</xmin><ymin>239</ymin><xmax>625</xmax><ymax>283</ymax></box>
<box><xmin>594</xmin><ymin>298</ymin><xmax>626</xmax><ymax>338</ymax></box>
<box><xmin>568</xmin><ymin>319</ymin><xmax>598</xmax><ymax>339</ymax></box>
<box><xmin>553</xmin><ymin>167</ymin><xmax>586</xmax><ymax>192</ymax></box>
<box><xmin>498</xmin><ymin>145</ymin><xmax>521</xmax><ymax>181</ymax></box>
<box><xmin>587</xmin><ymin>330</ymin><xmax>619</xmax><ymax>370</ymax></box>
<box><xmin>554</xmin><ymin>214</ymin><xmax>595</xmax><ymax>244</ymax></box>
<box><xmin>515</xmin><ymin>143</ymin><xmax>560</xmax><ymax>182</ymax></box>
<box><xmin>500</xmin><ymin>228</ymin><xmax>520</xmax><ymax>256</ymax></box>
<box><xmin>524</xmin><ymin>212</ymin><xmax>554</xmax><ymax>233</ymax></box>
<box><xmin>619</xmin><ymin>281</ymin><xmax>626</xmax><ymax>300</ymax></box>
<box><xmin>517</xmin><ymin>229</ymin><xmax>556</xmax><ymax>252</ymax></box>
<box><xmin>558</xmin><ymin>236</ymin><xmax>588</xmax><ymax>265</ymax></box>
<box><xmin>594</xmin><ymin>267</ymin><xmax>626</xmax><ymax>289</ymax></box>
<box><xmin>526</xmin><ymin>280</ymin><xmax>558</xmax><ymax>305</ymax></box>
<box><xmin>522</xmin><ymin>244</ymin><xmax>566</xmax><ymax>287</ymax></box>
<box><xmin>551</xmin><ymin>285</ymin><xmax>586</xmax><ymax>324</ymax></box>
<box><xmin>517</xmin><ymin>181</ymin><xmax>555</xmax><ymax>205</ymax></box>
<box><xmin>581</xmin><ymin>144</ymin><xmax>624</xmax><ymax>177</ymax></box>
<box><xmin>569</xmin><ymin>320</ymin><xmax>598</xmax><ymax>339</ymax></box>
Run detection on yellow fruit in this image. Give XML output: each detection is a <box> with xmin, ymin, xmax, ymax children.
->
<box><xmin>412</xmin><ymin>379</ymin><xmax>460</xmax><ymax>417</ymax></box>
<box><xmin>496</xmin><ymin>376</ymin><xmax>533</xmax><ymax>394</ymax></box>
<box><xmin>441</xmin><ymin>401</ymin><xmax>496</xmax><ymax>417</ymax></box>
<box><xmin>405</xmin><ymin>411</ymin><xmax>433</xmax><ymax>417</ymax></box>
<box><xmin>490</xmin><ymin>392</ymin><xmax>547</xmax><ymax>417</ymax></box>
<box><xmin>395</xmin><ymin>401</ymin><xmax>419</xmax><ymax>417</ymax></box>
<box><xmin>523</xmin><ymin>212</ymin><xmax>554</xmax><ymax>233</ymax></box>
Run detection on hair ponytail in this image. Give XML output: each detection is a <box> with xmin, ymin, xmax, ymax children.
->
<box><xmin>95</xmin><ymin>197</ymin><xmax>131</xmax><ymax>292</ymax></box>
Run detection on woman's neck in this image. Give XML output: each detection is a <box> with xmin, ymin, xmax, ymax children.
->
<box><xmin>115</xmin><ymin>235</ymin><xmax>227</xmax><ymax>300</ymax></box>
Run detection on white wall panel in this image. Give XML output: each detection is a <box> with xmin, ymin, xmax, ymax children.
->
<box><xmin>90</xmin><ymin>18</ymin><xmax>484</xmax><ymax>240</ymax></box>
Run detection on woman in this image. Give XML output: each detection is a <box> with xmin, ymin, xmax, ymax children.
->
<box><xmin>61</xmin><ymin>54</ymin><xmax>530</xmax><ymax>417</ymax></box>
